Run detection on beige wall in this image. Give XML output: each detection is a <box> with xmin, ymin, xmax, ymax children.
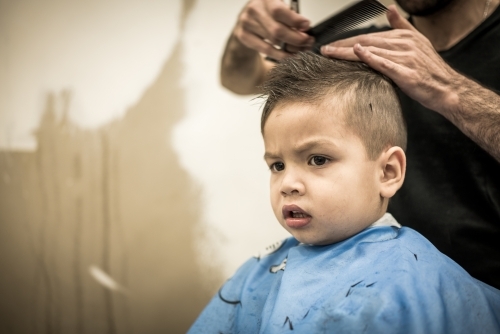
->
<box><xmin>0</xmin><ymin>0</ymin><xmax>395</xmax><ymax>332</ymax></box>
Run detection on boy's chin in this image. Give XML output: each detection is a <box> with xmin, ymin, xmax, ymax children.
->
<box><xmin>293</xmin><ymin>233</ymin><xmax>343</xmax><ymax>246</ymax></box>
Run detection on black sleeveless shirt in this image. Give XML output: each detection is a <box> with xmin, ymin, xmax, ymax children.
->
<box><xmin>387</xmin><ymin>8</ymin><xmax>500</xmax><ymax>288</ymax></box>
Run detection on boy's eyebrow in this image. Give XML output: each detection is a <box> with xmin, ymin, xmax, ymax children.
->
<box><xmin>294</xmin><ymin>138</ymin><xmax>338</xmax><ymax>154</ymax></box>
<box><xmin>263</xmin><ymin>152</ymin><xmax>280</xmax><ymax>160</ymax></box>
<box><xmin>263</xmin><ymin>138</ymin><xmax>338</xmax><ymax>160</ymax></box>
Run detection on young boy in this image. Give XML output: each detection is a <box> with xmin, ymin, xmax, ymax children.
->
<box><xmin>189</xmin><ymin>52</ymin><xmax>500</xmax><ymax>333</ymax></box>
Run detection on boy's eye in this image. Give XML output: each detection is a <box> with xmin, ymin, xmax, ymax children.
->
<box><xmin>309</xmin><ymin>156</ymin><xmax>328</xmax><ymax>166</ymax></box>
<box><xmin>270</xmin><ymin>162</ymin><xmax>285</xmax><ymax>172</ymax></box>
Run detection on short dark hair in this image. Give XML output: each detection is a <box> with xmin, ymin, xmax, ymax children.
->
<box><xmin>260</xmin><ymin>52</ymin><xmax>406</xmax><ymax>160</ymax></box>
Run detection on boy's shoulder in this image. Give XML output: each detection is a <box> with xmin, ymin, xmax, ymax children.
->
<box><xmin>220</xmin><ymin>222</ymin><xmax>482</xmax><ymax>309</ymax></box>
<box><xmin>189</xmin><ymin>224</ymin><xmax>500</xmax><ymax>333</ymax></box>
<box><xmin>253</xmin><ymin>226</ymin><xmax>500</xmax><ymax>332</ymax></box>
<box><xmin>230</xmin><ymin>221</ymin><xmax>476</xmax><ymax>293</ymax></box>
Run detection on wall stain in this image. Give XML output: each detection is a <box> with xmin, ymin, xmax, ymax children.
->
<box><xmin>0</xmin><ymin>0</ymin><xmax>219</xmax><ymax>333</ymax></box>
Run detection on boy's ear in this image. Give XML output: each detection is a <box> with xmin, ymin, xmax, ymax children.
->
<box><xmin>378</xmin><ymin>146</ymin><xmax>406</xmax><ymax>199</ymax></box>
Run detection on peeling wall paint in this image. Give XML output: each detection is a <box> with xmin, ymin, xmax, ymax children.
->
<box><xmin>0</xmin><ymin>0</ymin><xmax>216</xmax><ymax>332</ymax></box>
<box><xmin>0</xmin><ymin>28</ymin><xmax>214</xmax><ymax>334</ymax></box>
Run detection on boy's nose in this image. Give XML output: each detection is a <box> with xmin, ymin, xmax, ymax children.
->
<box><xmin>280</xmin><ymin>170</ymin><xmax>305</xmax><ymax>196</ymax></box>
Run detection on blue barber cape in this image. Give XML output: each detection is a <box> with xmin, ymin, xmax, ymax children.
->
<box><xmin>189</xmin><ymin>215</ymin><xmax>500</xmax><ymax>333</ymax></box>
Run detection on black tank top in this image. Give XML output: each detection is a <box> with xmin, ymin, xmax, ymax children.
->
<box><xmin>386</xmin><ymin>7</ymin><xmax>500</xmax><ymax>288</ymax></box>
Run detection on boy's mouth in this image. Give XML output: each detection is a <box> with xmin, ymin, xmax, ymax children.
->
<box><xmin>282</xmin><ymin>205</ymin><xmax>312</xmax><ymax>229</ymax></box>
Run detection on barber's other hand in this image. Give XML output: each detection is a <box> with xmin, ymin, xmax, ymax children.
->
<box><xmin>233</xmin><ymin>0</ymin><xmax>315</xmax><ymax>61</ymax></box>
<box><xmin>321</xmin><ymin>5</ymin><xmax>461</xmax><ymax>115</ymax></box>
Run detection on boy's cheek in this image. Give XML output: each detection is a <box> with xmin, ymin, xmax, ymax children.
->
<box><xmin>270</xmin><ymin>193</ymin><xmax>281</xmax><ymax>212</ymax></box>
<box><xmin>269</xmin><ymin>179</ymin><xmax>281</xmax><ymax>196</ymax></box>
<box><xmin>269</xmin><ymin>194</ymin><xmax>283</xmax><ymax>220</ymax></box>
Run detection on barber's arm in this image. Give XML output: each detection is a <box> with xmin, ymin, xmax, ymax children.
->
<box><xmin>220</xmin><ymin>0</ymin><xmax>314</xmax><ymax>95</ymax></box>
<box><xmin>322</xmin><ymin>6</ymin><xmax>500</xmax><ymax>163</ymax></box>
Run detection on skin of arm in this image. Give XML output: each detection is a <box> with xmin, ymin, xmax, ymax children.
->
<box><xmin>220</xmin><ymin>35</ymin><xmax>273</xmax><ymax>95</ymax></box>
<box><xmin>220</xmin><ymin>0</ymin><xmax>314</xmax><ymax>95</ymax></box>
<box><xmin>321</xmin><ymin>6</ymin><xmax>500</xmax><ymax>162</ymax></box>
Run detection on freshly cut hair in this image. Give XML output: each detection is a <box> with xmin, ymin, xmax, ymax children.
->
<box><xmin>260</xmin><ymin>52</ymin><xmax>406</xmax><ymax>160</ymax></box>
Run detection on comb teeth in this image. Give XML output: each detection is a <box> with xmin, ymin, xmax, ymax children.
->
<box><xmin>307</xmin><ymin>0</ymin><xmax>388</xmax><ymax>52</ymax></box>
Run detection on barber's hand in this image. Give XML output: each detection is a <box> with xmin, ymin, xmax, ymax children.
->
<box><xmin>233</xmin><ymin>0</ymin><xmax>315</xmax><ymax>61</ymax></box>
<box><xmin>321</xmin><ymin>5</ymin><xmax>461</xmax><ymax>115</ymax></box>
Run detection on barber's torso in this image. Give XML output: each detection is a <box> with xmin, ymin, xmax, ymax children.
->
<box><xmin>387</xmin><ymin>7</ymin><xmax>500</xmax><ymax>288</ymax></box>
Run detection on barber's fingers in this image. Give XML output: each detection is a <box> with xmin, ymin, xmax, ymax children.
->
<box><xmin>233</xmin><ymin>0</ymin><xmax>313</xmax><ymax>58</ymax></box>
<box><xmin>321</xmin><ymin>35</ymin><xmax>392</xmax><ymax>60</ymax></box>
<box><xmin>244</xmin><ymin>0</ymin><xmax>313</xmax><ymax>47</ymax></box>
<box><xmin>353</xmin><ymin>40</ymin><xmax>462</xmax><ymax>116</ymax></box>
<box><xmin>353</xmin><ymin>43</ymin><xmax>410</xmax><ymax>86</ymax></box>
<box><xmin>237</xmin><ymin>13</ymin><xmax>309</xmax><ymax>57</ymax></box>
<box><xmin>236</xmin><ymin>13</ymin><xmax>307</xmax><ymax>58</ymax></box>
<box><xmin>239</xmin><ymin>31</ymin><xmax>289</xmax><ymax>60</ymax></box>
<box><xmin>239</xmin><ymin>13</ymin><xmax>280</xmax><ymax>45</ymax></box>
<box><xmin>357</xmin><ymin>45</ymin><xmax>408</xmax><ymax>63</ymax></box>
<box><xmin>265</xmin><ymin>0</ymin><xmax>311</xmax><ymax>31</ymax></box>
<box><xmin>321</xmin><ymin>45</ymin><xmax>359</xmax><ymax>61</ymax></box>
<box><xmin>257</xmin><ymin>14</ymin><xmax>314</xmax><ymax>47</ymax></box>
<box><xmin>322</xmin><ymin>35</ymin><xmax>414</xmax><ymax>59</ymax></box>
<box><xmin>386</xmin><ymin>5</ymin><xmax>417</xmax><ymax>32</ymax></box>
<box><xmin>327</xmin><ymin>32</ymin><xmax>415</xmax><ymax>49</ymax></box>
<box><xmin>353</xmin><ymin>44</ymin><xmax>400</xmax><ymax>76</ymax></box>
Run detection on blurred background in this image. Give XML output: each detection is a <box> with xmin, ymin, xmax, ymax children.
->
<box><xmin>0</xmin><ymin>0</ymin><xmax>395</xmax><ymax>332</ymax></box>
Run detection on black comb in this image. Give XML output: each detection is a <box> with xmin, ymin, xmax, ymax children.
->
<box><xmin>307</xmin><ymin>0</ymin><xmax>388</xmax><ymax>53</ymax></box>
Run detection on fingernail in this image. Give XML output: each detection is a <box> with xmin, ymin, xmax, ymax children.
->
<box><xmin>321</xmin><ymin>45</ymin><xmax>332</xmax><ymax>53</ymax></box>
<box><xmin>299</xmin><ymin>21</ymin><xmax>310</xmax><ymax>30</ymax></box>
<box><xmin>387</xmin><ymin>5</ymin><xmax>398</xmax><ymax>16</ymax></box>
<box><xmin>355</xmin><ymin>43</ymin><xmax>363</xmax><ymax>51</ymax></box>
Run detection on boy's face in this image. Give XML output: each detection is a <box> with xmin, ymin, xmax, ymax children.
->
<box><xmin>263</xmin><ymin>100</ymin><xmax>386</xmax><ymax>245</ymax></box>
